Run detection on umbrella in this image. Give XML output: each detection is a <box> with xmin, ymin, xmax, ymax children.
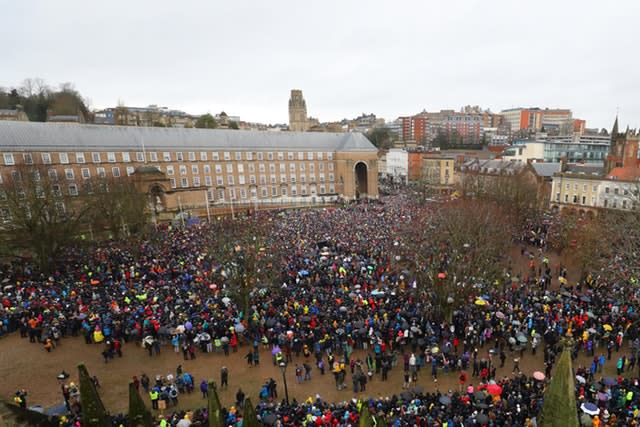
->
<box><xmin>176</xmin><ymin>325</ymin><xmax>185</xmax><ymax>333</ymax></box>
<box><xmin>439</xmin><ymin>395</ymin><xmax>452</xmax><ymax>405</ymax></box>
<box><xmin>476</xmin><ymin>403</ymin><xmax>489</xmax><ymax>409</ymax></box>
<box><xmin>234</xmin><ymin>323</ymin><xmax>245</xmax><ymax>333</ymax></box>
<box><xmin>271</xmin><ymin>346</ymin><xmax>281</xmax><ymax>355</ymax></box>
<box><xmin>586</xmin><ymin>311</ymin><xmax>595</xmax><ymax>319</ymax></box>
<box><xmin>487</xmin><ymin>383</ymin><xmax>502</xmax><ymax>396</ymax></box>
<box><xmin>437</xmin><ymin>272</ymin><xmax>447</xmax><ymax>279</ymax></box>
<box><xmin>474</xmin><ymin>391</ymin><xmax>486</xmax><ymax>400</ymax></box>
<box><xmin>495</xmin><ymin>311</ymin><xmax>505</xmax><ymax>319</ymax></box>
<box><xmin>587</xmin><ymin>328</ymin><xmax>597</xmax><ymax>334</ymax></box>
<box><xmin>603</xmin><ymin>324</ymin><xmax>613</xmax><ymax>332</ymax></box>
<box><xmin>176</xmin><ymin>419</ymin><xmax>192</xmax><ymax>427</ymax></box>
<box><xmin>576</xmin><ymin>375</ymin><xmax>586</xmax><ymax>384</ymax></box>
<box><xmin>431</xmin><ymin>346</ymin><xmax>440</xmax><ymax>354</ymax></box>
<box><xmin>262</xmin><ymin>414</ymin><xmax>277</xmax><ymax>425</ymax></box>
<box><xmin>221</xmin><ymin>297</ymin><xmax>231</xmax><ymax>306</ymax></box>
<box><xmin>400</xmin><ymin>391</ymin><xmax>413</xmax><ymax>400</ymax></box>
<box><xmin>581</xmin><ymin>296</ymin><xmax>591</xmax><ymax>303</ymax></box>
<box><xmin>143</xmin><ymin>336</ymin><xmax>154</xmax><ymax>345</ymax></box>
<box><xmin>533</xmin><ymin>371</ymin><xmax>545</xmax><ymax>381</ymax></box>
<box><xmin>517</xmin><ymin>334</ymin><xmax>528</xmax><ymax>343</ymax></box>
<box><xmin>476</xmin><ymin>413</ymin><xmax>489</xmax><ymax>424</ymax></box>
<box><xmin>512</xmin><ymin>320</ymin><xmax>521</xmax><ymax>326</ymax></box>
<box><xmin>602</xmin><ymin>377</ymin><xmax>617</xmax><ymax>386</ymax></box>
<box><xmin>597</xmin><ymin>391</ymin><xmax>609</xmax><ymax>401</ymax></box>
<box><xmin>580</xmin><ymin>402</ymin><xmax>599</xmax><ymax>415</ymax></box>
<box><xmin>412</xmin><ymin>386</ymin><xmax>424</xmax><ymax>394</ymax></box>
<box><xmin>508</xmin><ymin>337</ymin><xmax>516</xmax><ymax>345</ymax></box>
<box><xmin>474</xmin><ymin>299</ymin><xmax>487</xmax><ymax>306</ymax></box>
<box><xmin>559</xmin><ymin>277</ymin><xmax>568</xmax><ymax>285</ymax></box>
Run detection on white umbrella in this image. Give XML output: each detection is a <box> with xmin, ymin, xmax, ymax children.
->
<box><xmin>580</xmin><ymin>402</ymin><xmax>599</xmax><ymax>416</ymax></box>
<box><xmin>176</xmin><ymin>419</ymin><xmax>192</xmax><ymax>427</ymax></box>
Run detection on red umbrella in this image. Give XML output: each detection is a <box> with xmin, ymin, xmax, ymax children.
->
<box><xmin>437</xmin><ymin>272</ymin><xmax>447</xmax><ymax>279</ymax></box>
<box><xmin>533</xmin><ymin>371</ymin><xmax>545</xmax><ymax>381</ymax></box>
<box><xmin>486</xmin><ymin>383</ymin><xmax>502</xmax><ymax>396</ymax></box>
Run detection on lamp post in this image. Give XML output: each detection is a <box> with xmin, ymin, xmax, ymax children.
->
<box><xmin>279</xmin><ymin>361</ymin><xmax>289</xmax><ymax>405</ymax></box>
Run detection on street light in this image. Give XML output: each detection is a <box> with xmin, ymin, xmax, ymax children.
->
<box><xmin>279</xmin><ymin>361</ymin><xmax>289</xmax><ymax>405</ymax></box>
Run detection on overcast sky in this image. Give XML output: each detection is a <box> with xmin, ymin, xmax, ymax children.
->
<box><xmin>3</xmin><ymin>0</ymin><xmax>638</xmax><ymax>129</ymax></box>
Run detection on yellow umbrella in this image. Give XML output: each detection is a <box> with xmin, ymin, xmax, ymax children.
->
<box><xmin>475</xmin><ymin>299</ymin><xmax>486</xmax><ymax>306</ymax></box>
<box><xmin>603</xmin><ymin>324</ymin><xmax>613</xmax><ymax>332</ymax></box>
<box><xmin>559</xmin><ymin>277</ymin><xmax>568</xmax><ymax>285</ymax></box>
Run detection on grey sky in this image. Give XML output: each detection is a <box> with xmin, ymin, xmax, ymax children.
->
<box><xmin>3</xmin><ymin>0</ymin><xmax>638</xmax><ymax>129</ymax></box>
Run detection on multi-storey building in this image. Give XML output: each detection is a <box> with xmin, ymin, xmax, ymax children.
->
<box><xmin>500</xmin><ymin>107</ymin><xmax>574</xmax><ymax>136</ymax></box>
<box><xmin>0</xmin><ymin>122</ymin><xmax>378</xmax><ymax>220</ymax></box>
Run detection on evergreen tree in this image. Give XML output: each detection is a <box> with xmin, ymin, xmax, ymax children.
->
<box><xmin>78</xmin><ymin>364</ymin><xmax>110</xmax><ymax>427</ymax></box>
<box><xmin>208</xmin><ymin>381</ymin><xmax>224</xmax><ymax>427</ymax></box>
<box><xmin>127</xmin><ymin>382</ymin><xmax>153</xmax><ymax>427</ymax></box>
<box><xmin>539</xmin><ymin>342</ymin><xmax>579</xmax><ymax>427</ymax></box>
<box><xmin>242</xmin><ymin>398</ymin><xmax>261</xmax><ymax>427</ymax></box>
<box><xmin>359</xmin><ymin>405</ymin><xmax>373</xmax><ymax>427</ymax></box>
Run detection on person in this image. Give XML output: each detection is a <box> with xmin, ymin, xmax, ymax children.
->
<box><xmin>149</xmin><ymin>388</ymin><xmax>159</xmax><ymax>409</ymax></box>
<box><xmin>199</xmin><ymin>380</ymin><xmax>208</xmax><ymax>398</ymax></box>
<box><xmin>13</xmin><ymin>390</ymin><xmax>26</xmax><ymax>408</ymax></box>
<box><xmin>235</xmin><ymin>388</ymin><xmax>245</xmax><ymax>408</ymax></box>
<box><xmin>221</xmin><ymin>366</ymin><xmax>229</xmax><ymax>389</ymax></box>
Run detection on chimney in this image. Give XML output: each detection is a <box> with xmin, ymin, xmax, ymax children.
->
<box><xmin>560</xmin><ymin>157</ymin><xmax>568</xmax><ymax>172</ymax></box>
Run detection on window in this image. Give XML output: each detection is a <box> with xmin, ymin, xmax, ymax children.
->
<box><xmin>215</xmin><ymin>164</ymin><xmax>222</xmax><ymax>174</ymax></box>
<box><xmin>92</xmin><ymin>152</ymin><xmax>101</xmax><ymax>163</ymax></box>
<box><xmin>200</xmin><ymin>152</ymin><xmax>208</xmax><ymax>161</ymax></box>
<box><xmin>205</xmin><ymin>176</ymin><xmax>212</xmax><ymax>186</ymax></box>
<box><xmin>223</xmin><ymin>152</ymin><xmax>231</xmax><ymax>161</ymax></box>
<box><xmin>97</xmin><ymin>167</ymin><xmax>106</xmax><ymax>178</ymax></box>
<box><xmin>329</xmin><ymin>173</ymin><xmax>334</xmax><ymax>182</ymax></box>
<box><xmin>42</xmin><ymin>153</ymin><xmax>52</xmax><ymax>164</ymax></box>
<box><xmin>216</xmin><ymin>176</ymin><xmax>223</xmax><ymax>186</ymax></box>
<box><xmin>267</xmin><ymin>152</ymin><xmax>274</xmax><ymax>161</ymax></box>
<box><xmin>269</xmin><ymin>164</ymin><xmax>275</xmax><ymax>173</ymax></box>
<box><xmin>257</xmin><ymin>152</ymin><xmax>263</xmax><ymax>161</ymax></box>
<box><xmin>135</xmin><ymin>152</ymin><xmax>145</xmax><ymax>162</ymax></box>
<box><xmin>192</xmin><ymin>165</ymin><xmax>199</xmax><ymax>174</ymax></box>
<box><xmin>207</xmin><ymin>188</ymin><xmax>214</xmax><ymax>201</ymax></box>
<box><xmin>307</xmin><ymin>152</ymin><xmax>314</xmax><ymax>160</ymax></box>
<box><xmin>298</xmin><ymin>152</ymin><xmax>304</xmax><ymax>160</ymax></box>
<box><xmin>76</xmin><ymin>152</ymin><xmax>85</xmax><ymax>163</ymax></box>
<box><xmin>149</xmin><ymin>152</ymin><xmax>158</xmax><ymax>162</ymax></box>
<box><xmin>166</xmin><ymin>166</ymin><xmax>174</xmax><ymax>176</ymax></box>
<box><xmin>258</xmin><ymin>163</ymin><xmax>266</xmax><ymax>173</ymax></box>
<box><xmin>250</xmin><ymin>175</ymin><xmax>256</xmax><ymax>185</ymax></box>
<box><xmin>317</xmin><ymin>152</ymin><xmax>323</xmax><ymax>160</ymax></box>
<box><xmin>280</xmin><ymin>175</ymin><xmax>287</xmax><ymax>183</ymax></box>
<box><xmin>319</xmin><ymin>163</ymin><xmax>324</xmax><ymax>171</ymax></box>
<box><xmin>271</xmin><ymin>186</ymin><xmax>278</xmax><ymax>196</ymax></box>
<box><xmin>217</xmin><ymin>189</ymin><xmax>225</xmax><ymax>200</ymax></box>
<box><xmin>81</xmin><ymin>168</ymin><xmax>90</xmax><ymax>179</ymax></box>
<box><xmin>281</xmin><ymin>187</ymin><xmax>288</xmax><ymax>196</ymax></box>
<box><xmin>278</xmin><ymin>152</ymin><xmax>284</xmax><ymax>160</ymax></box>
<box><xmin>229</xmin><ymin>188</ymin><xmax>236</xmax><ymax>200</ymax></box>
<box><xmin>301</xmin><ymin>185</ymin><xmax>307</xmax><ymax>195</ymax></box>
<box><xmin>319</xmin><ymin>173</ymin><xmax>325</xmax><ymax>182</ymax></box>
<box><xmin>181</xmin><ymin>177</ymin><xmax>188</xmax><ymax>188</ymax></box>
<box><xmin>226</xmin><ymin>164</ymin><xmax>233</xmax><ymax>173</ymax></box>
<box><xmin>249</xmin><ymin>164</ymin><xmax>255</xmax><ymax>173</ymax></box>
<box><xmin>126</xmin><ymin>166</ymin><xmax>135</xmax><ymax>176</ymax></box>
<box><xmin>235</xmin><ymin>152</ymin><xmax>242</xmax><ymax>161</ymax></box>
<box><xmin>614</xmin><ymin>187</ymin><xmax>619</xmax><ymax>195</ymax></box>
<box><xmin>328</xmin><ymin>163</ymin><xmax>334</xmax><ymax>171</ymax></box>
<box><xmin>22</xmin><ymin>153</ymin><xmax>33</xmax><ymax>164</ymax></box>
<box><xmin>309</xmin><ymin>164</ymin><xmax>315</xmax><ymax>173</ymax></box>
<box><xmin>212</xmin><ymin>152</ymin><xmax>219</xmax><ymax>161</ymax></box>
<box><xmin>122</xmin><ymin>152</ymin><xmax>131</xmax><ymax>162</ymax></box>
<box><xmin>204</xmin><ymin>165</ymin><xmax>211</xmax><ymax>174</ymax></box>
<box><xmin>188</xmin><ymin>152</ymin><xmax>196</xmax><ymax>161</ymax></box>
<box><xmin>555</xmin><ymin>192</ymin><xmax>560</xmax><ymax>202</ymax></box>
<box><xmin>623</xmin><ymin>200</ymin><xmax>628</xmax><ymax>209</ymax></box>
<box><xmin>227</xmin><ymin>175</ymin><xmax>234</xmax><ymax>185</ymax></box>
<box><xmin>239</xmin><ymin>175</ymin><xmax>246</xmax><ymax>185</ymax></box>
<box><xmin>170</xmin><ymin>178</ymin><xmax>177</xmax><ymax>188</ymax></box>
<box><xmin>240</xmin><ymin>188</ymin><xmax>248</xmax><ymax>199</ymax></box>
<box><xmin>112</xmin><ymin>167</ymin><xmax>120</xmax><ymax>177</ymax></box>
<box><xmin>163</xmin><ymin>152</ymin><xmax>171</xmax><ymax>161</ymax></box>
<box><xmin>291</xmin><ymin>185</ymin><xmax>297</xmax><ymax>196</ymax></box>
<box><xmin>289</xmin><ymin>164</ymin><xmax>296</xmax><ymax>173</ymax></box>
<box><xmin>329</xmin><ymin>184</ymin><xmax>335</xmax><ymax>193</ymax></box>
<box><xmin>48</xmin><ymin>169</ymin><xmax>57</xmax><ymax>179</ymax></box>
<box><xmin>180</xmin><ymin>165</ymin><xmax>187</xmax><ymax>176</ymax></box>
<box><xmin>176</xmin><ymin>152</ymin><xmax>184</xmax><ymax>161</ymax></box>
<box><xmin>299</xmin><ymin>163</ymin><xmax>305</xmax><ymax>172</ymax></box>
<box><xmin>107</xmin><ymin>152</ymin><xmax>116</xmax><ymax>163</ymax></box>
<box><xmin>260</xmin><ymin>175</ymin><xmax>266</xmax><ymax>185</ymax></box>
<box><xmin>193</xmin><ymin>176</ymin><xmax>200</xmax><ymax>187</ymax></box>
<box><xmin>300</xmin><ymin>175</ymin><xmax>306</xmax><ymax>183</ymax></box>
<box><xmin>605</xmin><ymin>187</ymin><xmax>610</xmax><ymax>194</ymax></box>
<box><xmin>261</xmin><ymin>187</ymin><xmax>268</xmax><ymax>197</ymax></box>
<box><xmin>327</xmin><ymin>152</ymin><xmax>333</xmax><ymax>160</ymax></box>
<box><xmin>246</xmin><ymin>152</ymin><xmax>253</xmax><ymax>161</ymax></box>
<box><xmin>237</xmin><ymin>164</ymin><xmax>244</xmax><ymax>173</ymax></box>
<box><xmin>288</xmin><ymin>152</ymin><xmax>294</xmax><ymax>160</ymax></box>
<box><xmin>3</xmin><ymin>153</ymin><xmax>14</xmax><ymax>165</ymax></box>
<box><xmin>564</xmin><ymin>194</ymin><xmax>569</xmax><ymax>202</ymax></box>
<box><xmin>65</xmin><ymin>169</ymin><xmax>75</xmax><ymax>180</ymax></box>
<box><xmin>59</xmin><ymin>153</ymin><xmax>69</xmax><ymax>164</ymax></box>
<box><xmin>271</xmin><ymin>174</ymin><xmax>276</xmax><ymax>184</ymax></box>
<box><xmin>309</xmin><ymin>174</ymin><xmax>316</xmax><ymax>182</ymax></box>
<box><xmin>290</xmin><ymin>176</ymin><xmax>296</xmax><ymax>183</ymax></box>
<box><xmin>68</xmin><ymin>184</ymin><xmax>78</xmax><ymax>196</ymax></box>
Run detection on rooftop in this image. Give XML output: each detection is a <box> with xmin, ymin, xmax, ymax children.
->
<box><xmin>0</xmin><ymin>121</ymin><xmax>378</xmax><ymax>153</ymax></box>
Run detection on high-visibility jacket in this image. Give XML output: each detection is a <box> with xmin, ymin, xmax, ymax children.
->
<box><xmin>149</xmin><ymin>391</ymin><xmax>159</xmax><ymax>401</ymax></box>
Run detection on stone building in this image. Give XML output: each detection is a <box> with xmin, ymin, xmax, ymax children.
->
<box><xmin>0</xmin><ymin>122</ymin><xmax>378</xmax><ymax>222</ymax></box>
<box><xmin>288</xmin><ymin>89</ymin><xmax>309</xmax><ymax>132</ymax></box>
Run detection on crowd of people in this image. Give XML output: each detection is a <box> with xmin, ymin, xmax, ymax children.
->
<box><xmin>1</xmin><ymin>190</ymin><xmax>639</xmax><ymax>426</ymax></box>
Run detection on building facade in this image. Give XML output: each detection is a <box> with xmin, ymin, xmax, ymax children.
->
<box><xmin>0</xmin><ymin>122</ymin><xmax>378</xmax><ymax>221</ymax></box>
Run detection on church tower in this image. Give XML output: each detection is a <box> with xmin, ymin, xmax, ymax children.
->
<box><xmin>288</xmin><ymin>89</ymin><xmax>309</xmax><ymax>132</ymax></box>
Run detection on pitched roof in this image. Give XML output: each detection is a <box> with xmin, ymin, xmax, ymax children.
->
<box><xmin>0</xmin><ymin>121</ymin><xmax>377</xmax><ymax>153</ymax></box>
<box><xmin>606</xmin><ymin>166</ymin><xmax>640</xmax><ymax>181</ymax></box>
<box><xmin>531</xmin><ymin>162</ymin><xmax>561</xmax><ymax>177</ymax></box>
